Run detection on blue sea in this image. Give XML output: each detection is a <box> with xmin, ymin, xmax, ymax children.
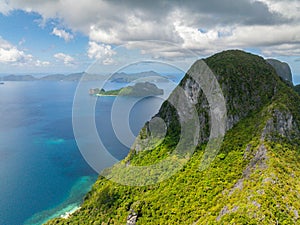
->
<box><xmin>0</xmin><ymin>81</ymin><xmax>176</xmax><ymax>225</ymax></box>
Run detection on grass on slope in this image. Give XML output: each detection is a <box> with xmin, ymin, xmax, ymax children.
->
<box><xmin>46</xmin><ymin>88</ymin><xmax>300</xmax><ymax>224</ymax></box>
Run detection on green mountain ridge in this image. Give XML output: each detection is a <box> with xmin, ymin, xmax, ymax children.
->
<box><xmin>46</xmin><ymin>50</ymin><xmax>300</xmax><ymax>224</ymax></box>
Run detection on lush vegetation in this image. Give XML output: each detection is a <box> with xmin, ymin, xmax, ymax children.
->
<box><xmin>98</xmin><ymin>88</ymin><xmax>121</xmax><ymax>96</ymax></box>
<box><xmin>46</xmin><ymin>50</ymin><xmax>300</xmax><ymax>224</ymax></box>
<box><xmin>294</xmin><ymin>84</ymin><xmax>300</xmax><ymax>95</ymax></box>
<box><xmin>97</xmin><ymin>82</ymin><xmax>164</xmax><ymax>97</ymax></box>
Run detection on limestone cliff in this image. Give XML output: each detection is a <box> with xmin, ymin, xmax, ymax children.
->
<box><xmin>267</xmin><ymin>58</ymin><xmax>293</xmax><ymax>84</ymax></box>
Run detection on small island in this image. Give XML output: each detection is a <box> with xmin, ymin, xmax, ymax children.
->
<box><xmin>89</xmin><ymin>82</ymin><xmax>164</xmax><ymax>97</ymax></box>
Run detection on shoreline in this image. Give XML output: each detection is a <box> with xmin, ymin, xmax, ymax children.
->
<box><xmin>60</xmin><ymin>206</ymin><xmax>81</xmax><ymax>219</ymax></box>
<box><xmin>96</xmin><ymin>94</ymin><xmax>117</xmax><ymax>96</ymax></box>
<box><xmin>24</xmin><ymin>175</ymin><xmax>97</xmax><ymax>225</ymax></box>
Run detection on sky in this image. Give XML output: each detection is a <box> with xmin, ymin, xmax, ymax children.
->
<box><xmin>0</xmin><ymin>0</ymin><xmax>300</xmax><ymax>82</ymax></box>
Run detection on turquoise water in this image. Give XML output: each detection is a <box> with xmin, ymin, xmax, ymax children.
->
<box><xmin>0</xmin><ymin>81</ymin><xmax>169</xmax><ymax>225</ymax></box>
<box><xmin>24</xmin><ymin>176</ymin><xmax>95</xmax><ymax>225</ymax></box>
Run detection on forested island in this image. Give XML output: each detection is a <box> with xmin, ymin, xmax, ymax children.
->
<box><xmin>89</xmin><ymin>82</ymin><xmax>164</xmax><ymax>97</ymax></box>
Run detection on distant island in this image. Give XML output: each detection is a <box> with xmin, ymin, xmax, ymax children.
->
<box><xmin>1</xmin><ymin>73</ymin><xmax>98</xmax><ymax>82</ymax></box>
<box><xmin>109</xmin><ymin>71</ymin><xmax>169</xmax><ymax>83</ymax></box>
<box><xmin>0</xmin><ymin>71</ymin><xmax>180</xmax><ymax>83</ymax></box>
<box><xmin>89</xmin><ymin>82</ymin><xmax>164</xmax><ymax>97</ymax></box>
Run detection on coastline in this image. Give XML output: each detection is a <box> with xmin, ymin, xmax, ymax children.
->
<box><xmin>60</xmin><ymin>206</ymin><xmax>81</xmax><ymax>219</ymax></box>
<box><xmin>96</xmin><ymin>94</ymin><xmax>117</xmax><ymax>96</ymax></box>
<box><xmin>24</xmin><ymin>175</ymin><xmax>97</xmax><ymax>225</ymax></box>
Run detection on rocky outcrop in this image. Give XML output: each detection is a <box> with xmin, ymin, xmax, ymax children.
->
<box><xmin>262</xmin><ymin>107</ymin><xmax>300</xmax><ymax>141</ymax></box>
<box><xmin>126</xmin><ymin>210</ymin><xmax>138</xmax><ymax>225</ymax></box>
<box><xmin>228</xmin><ymin>144</ymin><xmax>268</xmax><ymax>196</ymax></box>
<box><xmin>267</xmin><ymin>59</ymin><xmax>293</xmax><ymax>84</ymax></box>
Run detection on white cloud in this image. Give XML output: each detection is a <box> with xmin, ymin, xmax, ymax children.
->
<box><xmin>0</xmin><ymin>1</ymin><xmax>12</xmax><ymax>15</ymax></box>
<box><xmin>262</xmin><ymin>43</ymin><xmax>300</xmax><ymax>56</ymax></box>
<box><xmin>89</xmin><ymin>25</ymin><xmax>119</xmax><ymax>44</ymax></box>
<box><xmin>0</xmin><ymin>37</ymin><xmax>30</xmax><ymax>63</ymax></box>
<box><xmin>52</xmin><ymin>27</ymin><xmax>74</xmax><ymax>42</ymax></box>
<box><xmin>224</xmin><ymin>25</ymin><xmax>300</xmax><ymax>47</ymax></box>
<box><xmin>18</xmin><ymin>38</ymin><xmax>26</xmax><ymax>46</ymax></box>
<box><xmin>258</xmin><ymin>0</ymin><xmax>300</xmax><ymax>20</ymax></box>
<box><xmin>102</xmin><ymin>57</ymin><xmax>115</xmax><ymax>65</ymax></box>
<box><xmin>35</xmin><ymin>60</ymin><xmax>50</xmax><ymax>67</ymax></box>
<box><xmin>2</xmin><ymin>0</ymin><xmax>300</xmax><ymax>58</ymax></box>
<box><xmin>0</xmin><ymin>37</ymin><xmax>49</xmax><ymax>66</ymax></box>
<box><xmin>0</xmin><ymin>46</ymin><xmax>28</xmax><ymax>63</ymax></box>
<box><xmin>54</xmin><ymin>53</ymin><xmax>75</xmax><ymax>65</ymax></box>
<box><xmin>87</xmin><ymin>41</ymin><xmax>116</xmax><ymax>64</ymax></box>
<box><xmin>88</xmin><ymin>14</ymin><xmax>180</xmax><ymax>45</ymax></box>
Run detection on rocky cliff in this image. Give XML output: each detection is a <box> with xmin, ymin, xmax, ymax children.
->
<box><xmin>267</xmin><ymin>58</ymin><xmax>293</xmax><ymax>84</ymax></box>
<box><xmin>131</xmin><ymin>50</ymin><xmax>284</xmax><ymax>155</ymax></box>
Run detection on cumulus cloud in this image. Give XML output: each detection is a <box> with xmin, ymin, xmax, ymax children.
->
<box><xmin>0</xmin><ymin>47</ymin><xmax>30</xmax><ymax>63</ymax></box>
<box><xmin>88</xmin><ymin>41</ymin><xmax>116</xmax><ymax>64</ymax></box>
<box><xmin>1</xmin><ymin>0</ymin><xmax>300</xmax><ymax>58</ymax></box>
<box><xmin>0</xmin><ymin>1</ymin><xmax>12</xmax><ymax>15</ymax></box>
<box><xmin>0</xmin><ymin>41</ymin><xmax>30</xmax><ymax>63</ymax></box>
<box><xmin>54</xmin><ymin>53</ymin><xmax>75</xmax><ymax>65</ymax></box>
<box><xmin>228</xmin><ymin>24</ymin><xmax>300</xmax><ymax>46</ymax></box>
<box><xmin>52</xmin><ymin>27</ymin><xmax>74</xmax><ymax>42</ymax></box>
<box><xmin>0</xmin><ymin>37</ymin><xmax>49</xmax><ymax>66</ymax></box>
<box><xmin>35</xmin><ymin>60</ymin><xmax>50</xmax><ymax>67</ymax></box>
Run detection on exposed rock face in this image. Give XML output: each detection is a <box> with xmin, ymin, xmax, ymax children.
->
<box><xmin>126</xmin><ymin>210</ymin><xmax>138</xmax><ymax>225</ymax></box>
<box><xmin>267</xmin><ymin>59</ymin><xmax>293</xmax><ymax>84</ymax></box>
<box><xmin>229</xmin><ymin>144</ymin><xmax>268</xmax><ymax>196</ymax></box>
<box><xmin>183</xmin><ymin>76</ymin><xmax>210</xmax><ymax>142</ymax></box>
<box><xmin>132</xmin><ymin>50</ymin><xmax>280</xmax><ymax>153</ymax></box>
<box><xmin>262</xmin><ymin>107</ymin><xmax>300</xmax><ymax>141</ymax></box>
<box><xmin>217</xmin><ymin>205</ymin><xmax>239</xmax><ymax>221</ymax></box>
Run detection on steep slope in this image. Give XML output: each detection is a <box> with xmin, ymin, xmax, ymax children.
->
<box><xmin>267</xmin><ymin>58</ymin><xmax>293</xmax><ymax>85</ymax></box>
<box><xmin>46</xmin><ymin>50</ymin><xmax>300</xmax><ymax>224</ymax></box>
<box><xmin>294</xmin><ymin>84</ymin><xmax>300</xmax><ymax>95</ymax></box>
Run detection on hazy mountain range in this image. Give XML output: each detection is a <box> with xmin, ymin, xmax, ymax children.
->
<box><xmin>1</xmin><ymin>71</ymin><xmax>180</xmax><ymax>83</ymax></box>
